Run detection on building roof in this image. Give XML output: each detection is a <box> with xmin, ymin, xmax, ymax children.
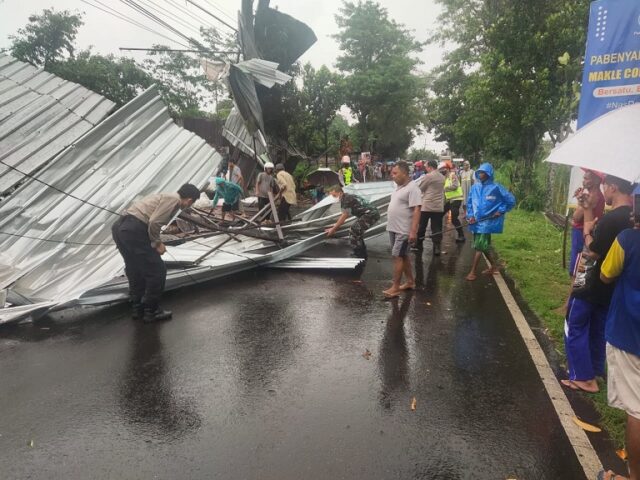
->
<box><xmin>0</xmin><ymin>54</ymin><xmax>116</xmax><ymax>194</ymax></box>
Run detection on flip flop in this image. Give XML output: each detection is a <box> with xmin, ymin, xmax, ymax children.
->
<box><xmin>561</xmin><ymin>379</ymin><xmax>599</xmax><ymax>394</ymax></box>
<box><xmin>382</xmin><ymin>290</ymin><xmax>400</xmax><ymax>299</ymax></box>
<box><xmin>399</xmin><ymin>283</ymin><xmax>415</xmax><ymax>291</ymax></box>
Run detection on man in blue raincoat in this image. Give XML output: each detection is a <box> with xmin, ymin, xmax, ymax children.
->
<box><xmin>465</xmin><ymin>163</ymin><xmax>516</xmax><ymax>281</ymax></box>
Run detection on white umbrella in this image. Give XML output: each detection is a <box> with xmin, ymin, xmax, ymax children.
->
<box><xmin>544</xmin><ymin>102</ymin><xmax>640</xmax><ymax>184</ymax></box>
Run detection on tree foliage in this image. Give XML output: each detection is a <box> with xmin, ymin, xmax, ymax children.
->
<box><xmin>9</xmin><ymin>8</ymin><xmax>83</xmax><ymax>69</ymax></box>
<box><xmin>425</xmin><ymin>0</ymin><xmax>590</xmax><ymax>202</ymax></box>
<box><xmin>407</xmin><ymin>148</ymin><xmax>439</xmax><ymax>162</ymax></box>
<box><xmin>50</xmin><ymin>50</ymin><xmax>153</xmax><ymax>107</ymax></box>
<box><xmin>8</xmin><ymin>9</ymin><xmax>229</xmax><ymax>116</ymax></box>
<box><xmin>334</xmin><ymin>1</ymin><xmax>425</xmax><ymax>158</ymax></box>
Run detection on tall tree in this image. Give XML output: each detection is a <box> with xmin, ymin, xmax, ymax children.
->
<box><xmin>300</xmin><ymin>63</ymin><xmax>344</xmax><ymax>161</ymax></box>
<box><xmin>426</xmin><ymin>0</ymin><xmax>590</xmax><ymax>200</ymax></box>
<box><xmin>9</xmin><ymin>8</ymin><xmax>83</xmax><ymax>69</ymax></box>
<box><xmin>334</xmin><ymin>1</ymin><xmax>425</xmax><ymax>157</ymax></box>
<box><xmin>51</xmin><ymin>50</ymin><xmax>153</xmax><ymax>107</ymax></box>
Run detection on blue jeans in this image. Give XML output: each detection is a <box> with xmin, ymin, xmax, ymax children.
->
<box><xmin>564</xmin><ymin>296</ymin><xmax>607</xmax><ymax>381</ymax></box>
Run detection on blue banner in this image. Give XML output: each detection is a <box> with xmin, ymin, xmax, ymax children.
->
<box><xmin>577</xmin><ymin>0</ymin><xmax>640</xmax><ymax>128</ymax></box>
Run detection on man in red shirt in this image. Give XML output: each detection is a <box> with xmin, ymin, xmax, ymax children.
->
<box><xmin>570</xmin><ymin>170</ymin><xmax>605</xmax><ymax>276</ymax></box>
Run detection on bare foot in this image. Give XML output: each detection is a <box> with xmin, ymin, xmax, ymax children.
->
<box><xmin>465</xmin><ymin>273</ymin><xmax>477</xmax><ymax>281</ymax></box>
<box><xmin>399</xmin><ymin>282</ymin><xmax>415</xmax><ymax>291</ymax></box>
<box><xmin>561</xmin><ymin>379</ymin><xmax>599</xmax><ymax>393</ymax></box>
<box><xmin>382</xmin><ymin>288</ymin><xmax>401</xmax><ymax>298</ymax></box>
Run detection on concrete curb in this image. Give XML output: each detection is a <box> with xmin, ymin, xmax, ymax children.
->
<box><xmin>485</xmin><ymin>255</ymin><xmax>603</xmax><ymax>480</ymax></box>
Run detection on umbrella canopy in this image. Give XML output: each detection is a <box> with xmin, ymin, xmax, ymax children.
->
<box><xmin>306</xmin><ymin>168</ymin><xmax>339</xmax><ymax>186</ymax></box>
<box><xmin>544</xmin><ymin>103</ymin><xmax>640</xmax><ymax>183</ymax></box>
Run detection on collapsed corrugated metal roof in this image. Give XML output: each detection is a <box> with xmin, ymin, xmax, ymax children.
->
<box><xmin>0</xmin><ymin>85</ymin><xmax>222</xmax><ymax>306</ymax></box>
<box><xmin>0</xmin><ymin>54</ymin><xmax>116</xmax><ymax>195</ymax></box>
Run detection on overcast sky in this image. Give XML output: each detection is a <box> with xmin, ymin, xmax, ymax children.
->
<box><xmin>0</xmin><ymin>0</ymin><xmax>448</xmax><ymax>151</ymax></box>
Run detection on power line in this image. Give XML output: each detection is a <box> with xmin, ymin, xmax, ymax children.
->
<box><xmin>202</xmin><ymin>0</ymin><xmax>237</xmax><ymax>24</ymax></box>
<box><xmin>0</xmin><ymin>231</ymin><xmax>114</xmax><ymax>247</ymax></box>
<box><xmin>163</xmin><ymin>0</ymin><xmax>218</xmax><ymax>31</ymax></box>
<box><xmin>136</xmin><ymin>0</ymin><xmax>205</xmax><ymax>36</ymax></box>
<box><xmin>120</xmin><ymin>0</ymin><xmax>205</xmax><ymax>48</ymax></box>
<box><xmin>80</xmin><ymin>0</ymin><xmax>189</xmax><ymax>47</ymax></box>
<box><xmin>0</xmin><ymin>159</ymin><xmax>122</xmax><ymax>217</ymax></box>
<box><xmin>119</xmin><ymin>47</ymin><xmax>238</xmax><ymax>54</ymax></box>
<box><xmin>184</xmin><ymin>0</ymin><xmax>237</xmax><ymax>33</ymax></box>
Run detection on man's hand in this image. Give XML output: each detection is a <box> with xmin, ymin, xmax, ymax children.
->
<box><xmin>493</xmin><ymin>211</ymin><xmax>502</xmax><ymax>218</ymax></box>
<box><xmin>579</xmin><ymin>188</ymin><xmax>599</xmax><ymax>210</ymax></box>
<box><xmin>156</xmin><ymin>243</ymin><xmax>167</xmax><ymax>255</ymax></box>
<box><xmin>468</xmin><ymin>217</ymin><xmax>476</xmax><ymax>224</ymax></box>
<box><xmin>409</xmin><ymin>230</ymin><xmax>417</xmax><ymax>244</ymax></box>
<box><xmin>325</xmin><ymin>227</ymin><xmax>336</xmax><ymax>237</ymax></box>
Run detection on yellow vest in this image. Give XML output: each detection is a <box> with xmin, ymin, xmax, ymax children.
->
<box><xmin>445</xmin><ymin>175</ymin><xmax>463</xmax><ymax>201</ymax></box>
<box><xmin>342</xmin><ymin>167</ymin><xmax>352</xmax><ymax>185</ymax></box>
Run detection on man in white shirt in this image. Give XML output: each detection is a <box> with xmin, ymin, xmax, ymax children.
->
<box><xmin>384</xmin><ymin>161</ymin><xmax>423</xmax><ymax>299</ymax></box>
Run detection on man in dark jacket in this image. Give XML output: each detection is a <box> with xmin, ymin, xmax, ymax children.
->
<box><xmin>112</xmin><ymin>184</ymin><xmax>200</xmax><ymax>323</ymax></box>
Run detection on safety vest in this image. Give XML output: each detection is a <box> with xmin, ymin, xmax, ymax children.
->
<box><xmin>342</xmin><ymin>167</ymin><xmax>352</xmax><ymax>185</ymax></box>
<box><xmin>445</xmin><ymin>175</ymin><xmax>464</xmax><ymax>201</ymax></box>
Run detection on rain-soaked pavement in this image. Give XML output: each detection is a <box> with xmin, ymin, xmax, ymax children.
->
<box><xmin>0</xmin><ymin>230</ymin><xmax>588</xmax><ymax>479</ymax></box>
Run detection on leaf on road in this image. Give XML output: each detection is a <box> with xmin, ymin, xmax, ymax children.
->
<box><xmin>362</xmin><ymin>349</ymin><xmax>372</xmax><ymax>359</ymax></box>
<box><xmin>28</xmin><ymin>440</ymin><xmax>34</xmax><ymax>447</ymax></box>
<box><xmin>616</xmin><ymin>449</ymin><xmax>628</xmax><ymax>460</ymax></box>
<box><xmin>425</xmin><ymin>302</ymin><xmax>432</xmax><ymax>306</ymax></box>
<box><xmin>410</xmin><ymin>397</ymin><xmax>417</xmax><ymax>411</ymax></box>
<box><xmin>572</xmin><ymin>416</ymin><xmax>601</xmax><ymax>433</ymax></box>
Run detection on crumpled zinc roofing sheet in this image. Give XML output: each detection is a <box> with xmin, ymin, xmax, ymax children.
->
<box><xmin>0</xmin><ymin>54</ymin><xmax>116</xmax><ymax>195</ymax></box>
<box><xmin>0</xmin><ymin>85</ymin><xmax>222</xmax><ymax>304</ymax></box>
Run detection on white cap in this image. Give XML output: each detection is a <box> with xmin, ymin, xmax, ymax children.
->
<box><xmin>264</xmin><ymin>162</ymin><xmax>275</xmax><ymax>170</ymax></box>
<box><xmin>341</xmin><ymin>155</ymin><xmax>351</xmax><ymax>164</ymax></box>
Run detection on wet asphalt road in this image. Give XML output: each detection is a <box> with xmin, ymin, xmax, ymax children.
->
<box><xmin>0</xmin><ymin>231</ymin><xmax>587</xmax><ymax>479</ymax></box>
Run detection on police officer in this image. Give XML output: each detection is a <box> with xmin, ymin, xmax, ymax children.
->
<box><xmin>111</xmin><ymin>183</ymin><xmax>200</xmax><ymax>323</ymax></box>
<box><xmin>325</xmin><ymin>185</ymin><xmax>380</xmax><ymax>258</ymax></box>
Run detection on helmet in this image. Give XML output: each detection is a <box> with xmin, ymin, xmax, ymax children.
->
<box><xmin>264</xmin><ymin>162</ymin><xmax>275</xmax><ymax>170</ymax></box>
<box><xmin>415</xmin><ymin>161</ymin><xmax>423</xmax><ymax>168</ymax></box>
<box><xmin>341</xmin><ymin>155</ymin><xmax>351</xmax><ymax>164</ymax></box>
<box><xmin>437</xmin><ymin>161</ymin><xmax>448</xmax><ymax>170</ymax></box>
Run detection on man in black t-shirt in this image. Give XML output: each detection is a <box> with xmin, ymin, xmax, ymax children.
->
<box><xmin>325</xmin><ymin>186</ymin><xmax>381</xmax><ymax>258</ymax></box>
<box><xmin>562</xmin><ymin>175</ymin><xmax>635</xmax><ymax>394</ymax></box>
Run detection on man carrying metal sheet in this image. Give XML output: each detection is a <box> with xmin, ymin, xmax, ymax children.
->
<box><xmin>112</xmin><ymin>184</ymin><xmax>200</xmax><ymax>323</ymax></box>
<box><xmin>325</xmin><ymin>185</ymin><xmax>381</xmax><ymax>258</ymax></box>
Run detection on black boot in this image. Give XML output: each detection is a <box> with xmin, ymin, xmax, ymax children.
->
<box><xmin>143</xmin><ymin>307</ymin><xmax>172</xmax><ymax>323</ymax></box>
<box><xmin>130</xmin><ymin>296</ymin><xmax>143</xmax><ymax>320</ymax></box>
<box><xmin>433</xmin><ymin>243</ymin><xmax>441</xmax><ymax>256</ymax></box>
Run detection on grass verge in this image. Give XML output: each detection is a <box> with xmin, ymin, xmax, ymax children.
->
<box><xmin>492</xmin><ymin>209</ymin><xmax>626</xmax><ymax>448</ymax></box>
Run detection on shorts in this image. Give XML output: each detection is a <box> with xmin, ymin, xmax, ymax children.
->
<box><xmin>222</xmin><ymin>200</ymin><xmax>239</xmax><ymax>212</ymax></box>
<box><xmin>607</xmin><ymin>343</ymin><xmax>640</xmax><ymax>419</ymax></box>
<box><xmin>473</xmin><ymin>233</ymin><xmax>492</xmax><ymax>252</ymax></box>
<box><xmin>388</xmin><ymin>232</ymin><xmax>409</xmax><ymax>257</ymax></box>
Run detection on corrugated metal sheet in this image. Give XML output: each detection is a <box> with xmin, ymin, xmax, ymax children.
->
<box><xmin>0</xmin><ymin>54</ymin><xmax>116</xmax><ymax>194</ymax></box>
<box><xmin>0</xmin><ymin>85</ymin><xmax>222</xmax><ymax>305</ymax></box>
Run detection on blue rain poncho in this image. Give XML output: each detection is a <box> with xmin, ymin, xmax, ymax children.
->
<box><xmin>212</xmin><ymin>177</ymin><xmax>243</xmax><ymax>206</ymax></box>
<box><xmin>466</xmin><ymin>163</ymin><xmax>516</xmax><ymax>234</ymax></box>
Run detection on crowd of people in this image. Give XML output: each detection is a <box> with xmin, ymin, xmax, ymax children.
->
<box><xmin>561</xmin><ymin>170</ymin><xmax>640</xmax><ymax>480</ymax></box>
<box><xmin>111</xmin><ymin>154</ymin><xmax>639</xmax><ymax>480</ymax></box>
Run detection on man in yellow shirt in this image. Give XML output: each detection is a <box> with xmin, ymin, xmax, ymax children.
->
<box><xmin>275</xmin><ymin>163</ymin><xmax>297</xmax><ymax>222</ymax></box>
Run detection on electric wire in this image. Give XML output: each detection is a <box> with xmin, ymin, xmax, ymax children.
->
<box><xmin>163</xmin><ymin>0</ymin><xmax>219</xmax><ymax>31</ymax></box>
<box><xmin>120</xmin><ymin>0</ymin><xmax>205</xmax><ymax>48</ymax></box>
<box><xmin>0</xmin><ymin>160</ymin><xmax>122</xmax><ymax>217</ymax></box>
<box><xmin>184</xmin><ymin>0</ymin><xmax>237</xmax><ymax>33</ymax></box>
<box><xmin>202</xmin><ymin>0</ymin><xmax>236</xmax><ymax>24</ymax></box>
<box><xmin>136</xmin><ymin>0</ymin><xmax>205</xmax><ymax>36</ymax></box>
<box><xmin>80</xmin><ymin>0</ymin><xmax>189</xmax><ymax>47</ymax></box>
